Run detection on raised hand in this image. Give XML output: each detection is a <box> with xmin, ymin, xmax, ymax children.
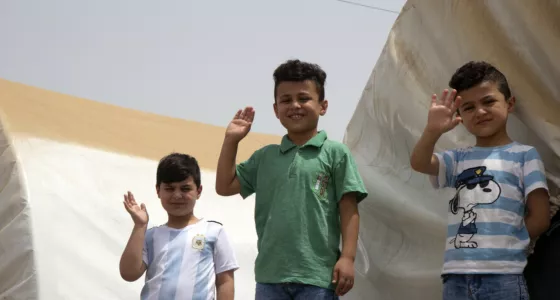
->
<box><xmin>426</xmin><ymin>89</ymin><xmax>462</xmax><ymax>134</ymax></box>
<box><xmin>123</xmin><ymin>191</ymin><xmax>149</xmax><ymax>226</ymax></box>
<box><xmin>225</xmin><ymin>107</ymin><xmax>255</xmax><ymax>142</ymax></box>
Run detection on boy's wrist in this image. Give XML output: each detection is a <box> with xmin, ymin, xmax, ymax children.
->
<box><xmin>133</xmin><ymin>223</ymin><xmax>148</xmax><ymax>230</ymax></box>
<box><xmin>422</xmin><ymin>128</ymin><xmax>443</xmax><ymax>141</ymax></box>
<box><xmin>340</xmin><ymin>253</ymin><xmax>355</xmax><ymax>262</ymax></box>
<box><xmin>223</xmin><ymin>135</ymin><xmax>242</xmax><ymax>145</ymax></box>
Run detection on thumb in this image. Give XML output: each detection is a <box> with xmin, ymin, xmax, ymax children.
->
<box><xmin>332</xmin><ymin>267</ymin><xmax>339</xmax><ymax>283</ymax></box>
<box><xmin>141</xmin><ymin>203</ymin><xmax>147</xmax><ymax>211</ymax></box>
<box><xmin>452</xmin><ymin>116</ymin><xmax>462</xmax><ymax>126</ymax></box>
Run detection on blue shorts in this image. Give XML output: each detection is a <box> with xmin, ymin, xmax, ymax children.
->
<box><xmin>442</xmin><ymin>274</ymin><xmax>529</xmax><ymax>300</ymax></box>
<box><xmin>255</xmin><ymin>283</ymin><xmax>339</xmax><ymax>300</ymax></box>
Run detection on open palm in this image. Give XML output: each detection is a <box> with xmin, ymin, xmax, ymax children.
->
<box><xmin>226</xmin><ymin>107</ymin><xmax>255</xmax><ymax>142</ymax></box>
<box><xmin>123</xmin><ymin>191</ymin><xmax>148</xmax><ymax>226</ymax></box>
<box><xmin>426</xmin><ymin>89</ymin><xmax>462</xmax><ymax>134</ymax></box>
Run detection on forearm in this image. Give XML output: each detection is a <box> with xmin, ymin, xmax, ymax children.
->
<box><xmin>119</xmin><ymin>224</ymin><xmax>147</xmax><ymax>281</ymax></box>
<box><xmin>525</xmin><ymin>213</ymin><xmax>550</xmax><ymax>240</ymax></box>
<box><xmin>216</xmin><ymin>137</ymin><xmax>240</xmax><ymax>195</ymax></box>
<box><xmin>340</xmin><ymin>199</ymin><xmax>360</xmax><ymax>260</ymax></box>
<box><xmin>216</xmin><ymin>280</ymin><xmax>234</xmax><ymax>300</ymax></box>
<box><xmin>410</xmin><ymin>130</ymin><xmax>441</xmax><ymax>175</ymax></box>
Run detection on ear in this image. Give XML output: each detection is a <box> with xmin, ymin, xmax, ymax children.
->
<box><xmin>507</xmin><ymin>96</ymin><xmax>515</xmax><ymax>113</ymax></box>
<box><xmin>273</xmin><ymin>102</ymin><xmax>279</xmax><ymax>119</ymax></box>
<box><xmin>155</xmin><ymin>184</ymin><xmax>161</xmax><ymax>198</ymax></box>
<box><xmin>197</xmin><ymin>185</ymin><xmax>203</xmax><ymax>199</ymax></box>
<box><xmin>319</xmin><ymin>99</ymin><xmax>328</xmax><ymax>116</ymax></box>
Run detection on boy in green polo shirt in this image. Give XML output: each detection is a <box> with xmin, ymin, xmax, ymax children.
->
<box><xmin>215</xmin><ymin>59</ymin><xmax>368</xmax><ymax>299</ymax></box>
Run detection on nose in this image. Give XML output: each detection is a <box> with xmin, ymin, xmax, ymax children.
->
<box><xmin>483</xmin><ymin>188</ymin><xmax>491</xmax><ymax>193</ymax></box>
<box><xmin>475</xmin><ymin>107</ymin><xmax>488</xmax><ymax>117</ymax></box>
<box><xmin>289</xmin><ymin>100</ymin><xmax>302</xmax><ymax>109</ymax></box>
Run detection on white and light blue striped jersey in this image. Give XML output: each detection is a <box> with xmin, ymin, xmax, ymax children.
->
<box><xmin>141</xmin><ymin>219</ymin><xmax>239</xmax><ymax>300</ymax></box>
<box><xmin>430</xmin><ymin>142</ymin><xmax>549</xmax><ymax>274</ymax></box>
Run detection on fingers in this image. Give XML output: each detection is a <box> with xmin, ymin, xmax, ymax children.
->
<box><xmin>451</xmin><ymin>95</ymin><xmax>462</xmax><ymax>112</ymax></box>
<box><xmin>434</xmin><ymin>89</ymin><xmax>457</xmax><ymax>108</ymax></box>
<box><xmin>236</xmin><ymin>107</ymin><xmax>255</xmax><ymax>123</ymax></box>
<box><xmin>335</xmin><ymin>277</ymin><xmax>354</xmax><ymax>296</ymax></box>
<box><xmin>233</xmin><ymin>109</ymin><xmax>242</xmax><ymax>120</ymax></box>
<box><xmin>332</xmin><ymin>269</ymin><xmax>339</xmax><ymax>285</ymax></box>
<box><xmin>127</xmin><ymin>191</ymin><xmax>137</xmax><ymax>206</ymax></box>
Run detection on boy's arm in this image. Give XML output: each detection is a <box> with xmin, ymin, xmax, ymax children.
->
<box><xmin>213</xmin><ymin>225</ymin><xmax>239</xmax><ymax>299</ymax></box>
<box><xmin>411</xmin><ymin>89</ymin><xmax>462</xmax><ymax>176</ymax></box>
<box><xmin>119</xmin><ymin>224</ymin><xmax>147</xmax><ymax>282</ymax></box>
<box><xmin>339</xmin><ymin>192</ymin><xmax>359</xmax><ymax>262</ymax></box>
<box><xmin>410</xmin><ymin>130</ymin><xmax>442</xmax><ymax>176</ymax></box>
<box><xmin>216</xmin><ymin>270</ymin><xmax>235</xmax><ymax>300</ymax></box>
<box><xmin>216</xmin><ymin>136</ymin><xmax>242</xmax><ymax>196</ymax></box>
<box><xmin>523</xmin><ymin>148</ymin><xmax>551</xmax><ymax>239</ymax></box>
<box><xmin>216</xmin><ymin>107</ymin><xmax>256</xmax><ymax>197</ymax></box>
<box><xmin>525</xmin><ymin>188</ymin><xmax>550</xmax><ymax>239</ymax></box>
<box><xmin>332</xmin><ymin>151</ymin><xmax>368</xmax><ymax>296</ymax></box>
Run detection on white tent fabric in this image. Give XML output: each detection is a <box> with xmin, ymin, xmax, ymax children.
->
<box><xmin>0</xmin><ymin>119</ymin><xmax>37</xmax><ymax>298</ymax></box>
<box><xmin>344</xmin><ymin>0</ymin><xmax>560</xmax><ymax>299</ymax></box>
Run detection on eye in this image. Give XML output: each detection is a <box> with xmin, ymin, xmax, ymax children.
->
<box><xmin>466</xmin><ymin>183</ymin><xmax>477</xmax><ymax>190</ymax></box>
<box><xmin>479</xmin><ymin>181</ymin><xmax>489</xmax><ymax>188</ymax></box>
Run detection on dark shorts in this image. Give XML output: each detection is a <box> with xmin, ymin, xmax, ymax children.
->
<box><xmin>524</xmin><ymin>212</ymin><xmax>560</xmax><ymax>300</ymax></box>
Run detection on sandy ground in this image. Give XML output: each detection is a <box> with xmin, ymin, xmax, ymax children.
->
<box><xmin>0</xmin><ymin>78</ymin><xmax>281</xmax><ymax>169</ymax></box>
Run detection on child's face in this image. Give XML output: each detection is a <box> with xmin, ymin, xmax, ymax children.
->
<box><xmin>273</xmin><ymin>80</ymin><xmax>327</xmax><ymax>135</ymax></box>
<box><xmin>456</xmin><ymin>81</ymin><xmax>514</xmax><ymax>138</ymax></box>
<box><xmin>156</xmin><ymin>176</ymin><xmax>201</xmax><ymax>217</ymax></box>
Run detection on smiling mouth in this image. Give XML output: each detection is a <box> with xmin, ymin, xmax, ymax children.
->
<box><xmin>289</xmin><ymin>114</ymin><xmax>304</xmax><ymax>120</ymax></box>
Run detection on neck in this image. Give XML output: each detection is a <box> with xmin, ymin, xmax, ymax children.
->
<box><xmin>475</xmin><ymin>128</ymin><xmax>512</xmax><ymax>147</ymax></box>
<box><xmin>288</xmin><ymin>129</ymin><xmax>318</xmax><ymax>146</ymax></box>
<box><xmin>167</xmin><ymin>213</ymin><xmax>199</xmax><ymax>229</ymax></box>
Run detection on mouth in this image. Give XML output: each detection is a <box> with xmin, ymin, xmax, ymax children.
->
<box><xmin>476</xmin><ymin>119</ymin><xmax>492</xmax><ymax>125</ymax></box>
<box><xmin>288</xmin><ymin>114</ymin><xmax>305</xmax><ymax>120</ymax></box>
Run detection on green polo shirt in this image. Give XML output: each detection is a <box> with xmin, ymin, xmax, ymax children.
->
<box><xmin>235</xmin><ymin>130</ymin><xmax>368</xmax><ymax>289</ymax></box>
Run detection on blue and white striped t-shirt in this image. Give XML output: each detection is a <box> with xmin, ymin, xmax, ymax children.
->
<box><xmin>141</xmin><ymin>219</ymin><xmax>239</xmax><ymax>300</ymax></box>
<box><xmin>430</xmin><ymin>142</ymin><xmax>549</xmax><ymax>274</ymax></box>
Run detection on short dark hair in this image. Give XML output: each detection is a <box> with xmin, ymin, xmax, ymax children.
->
<box><xmin>156</xmin><ymin>153</ymin><xmax>201</xmax><ymax>188</ymax></box>
<box><xmin>449</xmin><ymin>61</ymin><xmax>511</xmax><ymax>100</ymax></box>
<box><xmin>273</xmin><ymin>59</ymin><xmax>327</xmax><ymax>101</ymax></box>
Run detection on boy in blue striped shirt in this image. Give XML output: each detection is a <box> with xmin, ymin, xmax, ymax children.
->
<box><xmin>410</xmin><ymin>61</ymin><xmax>550</xmax><ymax>300</ymax></box>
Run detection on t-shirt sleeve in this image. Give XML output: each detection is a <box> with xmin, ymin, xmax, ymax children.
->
<box><xmin>523</xmin><ymin>147</ymin><xmax>549</xmax><ymax>198</ymax></box>
<box><xmin>235</xmin><ymin>149</ymin><xmax>261</xmax><ymax>199</ymax></box>
<box><xmin>213</xmin><ymin>227</ymin><xmax>239</xmax><ymax>274</ymax></box>
<box><xmin>429</xmin><ymin>149</ymin><xmax>459</xmax><ymax>189</ymax></box>
<box><xmin>333</xmin><ymin>147</ymin><xmax>368</xmax><ymax>203</ymax></box>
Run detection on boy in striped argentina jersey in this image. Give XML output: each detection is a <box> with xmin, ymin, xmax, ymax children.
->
<box><xmin>410</xmin><ymin>61</ymin><xmax>550</xmax><ymax>300</ymax></box>
<box><xmin>119</xmin><ymin>153</ymin><xmax>239</xmax><ymax>300</ymax></box>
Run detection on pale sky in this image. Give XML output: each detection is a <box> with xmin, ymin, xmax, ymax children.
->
<box><xmin>0</xmin><ymin>0</ymin><xmax>405</xmax><ymax>141</ymax></box>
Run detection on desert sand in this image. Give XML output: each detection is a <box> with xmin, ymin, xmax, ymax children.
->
<box><xmin>0</xmin><ymin>78</ymin><xmax>281</xmax><ymax>169</ymax></box>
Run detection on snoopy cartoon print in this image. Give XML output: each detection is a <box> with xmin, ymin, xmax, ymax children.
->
<box><xmin>449</xmin><ymin>166</ymin><xmax>501</xmax><ymax>249</ymax></box>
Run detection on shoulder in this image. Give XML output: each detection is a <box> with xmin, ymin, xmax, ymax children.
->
<box><xmin>501</xmin><ymin>143</ymin><xmax>542</xmax><ymax>163</ymax></box>
<box><xmin>321</xmin><ymin>139</ymin><xmax>353</xmax><ymax>159</ymax></box>
<box><xmin>250</xmin><ymin>144</ymin><xmax>280</xmax><ymax>159</ymax></box>
<box><xmin>205</xmin><ymin>220</ymin><xmax>226</xmax><ymax>237</ymax></box>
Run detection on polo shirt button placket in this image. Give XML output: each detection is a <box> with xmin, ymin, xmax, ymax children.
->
<box><xmin>288</xmin><ymin>147</ymin><xmax>300</xmax><ymax>178</ymax></box>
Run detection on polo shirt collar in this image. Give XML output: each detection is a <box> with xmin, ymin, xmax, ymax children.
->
<box><xmin>279</xmin><ymin>130</ymin><xmax>327</xmax><ymax>153</ymax></box>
